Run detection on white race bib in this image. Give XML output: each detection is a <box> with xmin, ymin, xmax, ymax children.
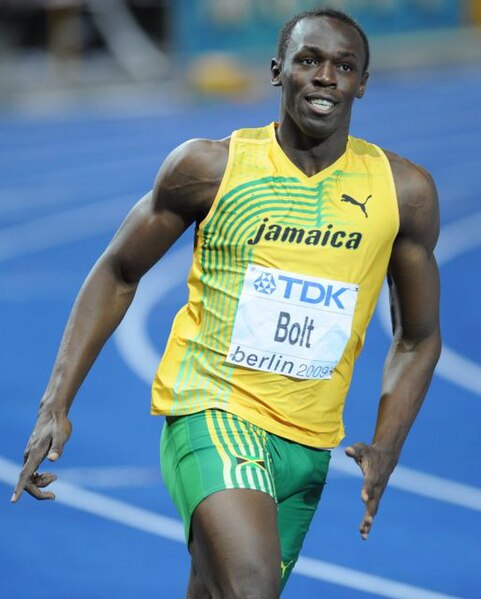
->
<box><xmin>226</xmin><ymin>264</ymin><xmax>359</xmax><ymax>380</ymax></box>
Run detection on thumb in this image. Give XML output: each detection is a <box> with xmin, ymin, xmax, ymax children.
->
<box><xmin>47</xmin><ymin>433</ymin><xmax>68</xmax><ymax>462</ymax></box>
<box><xmin>344</xmin><ymin>446</ymin><xmax>357</xmax><ymax>459</ymax></box>
<box><xmin>345</xmin><ymin>443</ymin><xmax>368</xmax><ymax>463</ymax></box>
<box><xmin>47</xmin><ymin>418</ymin><xmax>72</xmax><ymax>461</ymax></box>
<box><xmin>345</xmin><ymin>443</ymin><xmax>370</xmax><ymax>475</ymax></box>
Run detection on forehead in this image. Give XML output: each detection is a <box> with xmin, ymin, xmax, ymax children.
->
<box><xmin>286</xmin><ymin>16</ymin><xmax>364</xmax><ymax>61</ymax></box>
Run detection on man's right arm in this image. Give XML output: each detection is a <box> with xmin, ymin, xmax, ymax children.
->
<box><xmin>11</xmin><ymin>138</ymin><xmax>229</xmax><ymax>502</ymax></box>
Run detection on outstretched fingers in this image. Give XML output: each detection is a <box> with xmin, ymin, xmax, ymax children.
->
<box><xmin>12</xmin><ymin>458</ymin><xmax>59</xmax><ymax>502</ymax></box>
<box><xmin>24</xmin><ymin>472</ymin><xmax>58</xmax><ymax>501</ymax></box>
<box><xmin>11</xmin><ymin>420</ymin><xmax>70</xmax><ymax>503</ymax></box>
<box><xmin>359</xmin><ymin>510</ymin><xmax>374</xmax><ymax>540</ymax></box>
<box><xmin>11</xmin><ymin>437</ymin><xmax>50</xmax><ymax>502</ymax></box>
<box><xmin>359</xmin><ymin>478</ymin><xmax>382</xmax><ymax>540</ymax></box>
<box><xmin>11</xmin><ymin>454</ymin><xmax>56</xmax><ymax>503</ymax></box>
<box><xmin>345</xmin><ymin>443</ymin><xmax>395</xmax><ymax>540</ymax></box>
<box><xmin>345</xmin><ymin>443</ymin><xmax>379</xmax><ymax>540</ymax></box>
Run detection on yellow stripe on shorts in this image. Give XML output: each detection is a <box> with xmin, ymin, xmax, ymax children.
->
<box><xmin>205</xmin><ymin>410</ymin><xmax>234</xmax><ymax>488</ymax></box>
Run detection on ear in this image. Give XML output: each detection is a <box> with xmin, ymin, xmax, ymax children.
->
<box><xmin>271</xmin><ymin>58</ymin><xmax>282</xmax><ymax>87</ymax></box>
<box><xmin>356</xmin><ymin>71</ymin><xmax>369</xmax><ymax>99</ymax></box>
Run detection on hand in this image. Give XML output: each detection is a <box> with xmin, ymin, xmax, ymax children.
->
<box><xmin>11</xmin><ymin>408</ymin><xmax>72</xmax><ymax>503</ymax></box>
<box><xmin>344</xmin><ymin>443</ymin><xmax>397</xmax><ymax>540</ymax></box>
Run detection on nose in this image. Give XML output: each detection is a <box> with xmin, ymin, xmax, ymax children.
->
<box><xmin>313</xmin><ymin>62</ymin><xmax>336</xmax><ymax>86</ymax></box>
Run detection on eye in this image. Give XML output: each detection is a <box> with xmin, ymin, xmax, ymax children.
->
<box><xmin>338</xmin><ymin>63</ymin><xmax>354</xmax><ymax>73</ymax></box>
<box><xmin>299</xmin><ymin>57</ymin><xmax>318</xmax><ymax>67</ymax></box>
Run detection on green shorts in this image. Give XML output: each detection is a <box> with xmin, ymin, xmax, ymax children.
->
<box><xmin>160</xmin><ymin>409</ymin><xmax>330</xmax><ymax>585</ymax></box>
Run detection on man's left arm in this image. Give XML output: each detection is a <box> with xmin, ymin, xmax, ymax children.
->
<box><xmin>346</xmin><ymin>156</ymin><xmax>442</xmax><ymax>540</ymax></box>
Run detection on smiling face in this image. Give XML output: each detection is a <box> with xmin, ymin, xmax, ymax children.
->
<box><xmin>272</xmin><ymin>16</ymin><xmax>369</xmax><ymax>143</ymax></box>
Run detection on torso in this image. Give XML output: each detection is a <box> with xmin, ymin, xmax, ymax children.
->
<box><xmin>178</xmin><ymin>136</ymin><xmax>428</xmax><ymax>242</ymax></box>
<box><xmin>151</xmin><ymin>123</ymin><xmax>400</xmax><ymax>448</ymax></box>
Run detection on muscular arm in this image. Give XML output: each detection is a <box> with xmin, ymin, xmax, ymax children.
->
<box><xmin>346</xmin><ymin>153</ymin><xmax>441</xmax><ymax>539</ymax></box>
<box><xmin>12</xmin><ymin>138</ymin><xmax>228</xmax><ymax>502</ymax></box>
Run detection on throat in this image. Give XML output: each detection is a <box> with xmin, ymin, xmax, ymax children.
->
<box><xmin>275</xmin><ymin>127</ymin><xmax>348</xmax><ymax>177</ymax></box>
<box><xmin>283</xmin><ymin>145</ymin><xmax>345</xmax><ymax>177</ymax></box>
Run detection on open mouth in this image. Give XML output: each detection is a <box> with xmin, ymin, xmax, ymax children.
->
<box><xmin>306</xmin><ymin>97</ymin><xmax>336</xmax><ymax>114</ymax></box>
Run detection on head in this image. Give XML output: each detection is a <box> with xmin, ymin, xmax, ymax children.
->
<box><xmin>277</xmin><ymin>8</ymin><xmax>370</xmax><ymax>74</ymax></box>
<box><xmin>271</xmin><ymin>9</ymin><xmax>370</xmax><ymax>141</ymax></box>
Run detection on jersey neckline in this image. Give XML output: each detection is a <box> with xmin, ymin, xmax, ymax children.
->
<box><xmin>269</xmin><ymin>122</ymin><xmax>349</xmax><ymax>183</ymax></box>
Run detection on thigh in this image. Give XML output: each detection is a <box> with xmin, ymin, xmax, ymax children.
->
<box><xmin>186</xmin><ymin>563</ymin><xmax>211</xmax><ymax>599</ymax></box>
<box><xmin>190</xmin><ymin>488</ymin><xmax>281</xmax><ymax>598</ymax></box>
<box><xmin>160</xmin><ymin>409</ymin><xmax>276</xmax><ymax>543</ymax></box>
<box><xmin>270</xmin><ymin>437</ymin><xmax>331</xmax><ymax>588</ymax></box>
<box><xmin>277</xmin><ymin>483</ymin><xmax>324</xmax><ymax>588</ymax></box>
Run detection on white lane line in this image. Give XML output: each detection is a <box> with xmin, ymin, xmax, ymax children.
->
<box><xmin>392</xmin><ymin>127</ymin><xmax>481</xmax><ymax>156</ymax></box>
<box><xmin>378</xmin><ymin>209</ymin><xmax>481</xmax><ymax>397</ymax></box>
<box><xmin>435</xmin><ymin>210</ymin><xmax>481</xmax><ymax>264</ymax></box>
<box><xmin>49</xmin><ymin>457</ymin><xmax>481</xmax><ymax>513</ymax></box>
<box><xmin>0</xmin><ymin>195</ymin><xmax>135</xmax><ymax>263</ymax></box>
<box><xmin>0</xmin><ymin>456</ymin><xmax>460</xmax><ymax>599</ymax></box>
<box><xmin>53</xmin><ymin>466</ymin><xmax>161</xmax><ymax>488</ymax></box>
<box><xmin>114</xmin><ymin>242</ymin><xmax>193</xmax><ymax>384</ymax></box>
<box><xmin>0</xmin><ymin>456</ymin><xmax>183</xmax><ymax>542</ymax></box>
<box><xmin>0</xmin><ymin>187</ymin><xmax>71</xmax><ymax>218</ymax></box>
<box><xmin>330</xmin><ymin>449</ymin><xmax>481</xmax><ymax>513</ymax></box>
<box><xmin>294</xmin><ymin>557</ymin><xmax>460</xmax><ymax>599</ymax></box>
<box><xmin>0</xmin><ymin>187</ymin><xmax>141</xmax><ymax>220</ymax></box>
<box><xmin>0</xmin><ymin>152</ymin><xmax>157</xmax><ymax>188</ymax></box>
<box><xmin>0</xmin><ymin>132</ymin><xmax>165</xmax><ymax>164</ymax></box>
<box><xmin>0</xmin><ymin>269</ymin><xmax>89</xmax><ymax>300</ymax></box>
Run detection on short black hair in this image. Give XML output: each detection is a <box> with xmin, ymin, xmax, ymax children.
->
<box><xmin>276</xmin><ymin>8</ymin><xmax>370</xmax><ymax>73</ymax></box>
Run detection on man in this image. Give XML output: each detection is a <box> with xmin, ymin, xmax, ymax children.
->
<box><xmin>12</xmin><ymin>8</ymin><xmax>441</xmax><ymax>599</ymax></box>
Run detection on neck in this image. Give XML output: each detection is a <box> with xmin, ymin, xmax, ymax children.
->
<box><xmin>275</xmin><ymin>121</ymin><xmax>349</xmax><ymax>177</ymax></box>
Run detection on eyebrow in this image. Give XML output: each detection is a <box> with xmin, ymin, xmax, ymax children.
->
<box><xmin>296</xmin><ymin>45</ymin><xmax>360</xmax><ymax>61</ymax></box>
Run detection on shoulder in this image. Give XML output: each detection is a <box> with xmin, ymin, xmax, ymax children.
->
<box><xmin>160</xmin><ymin>137</ymin><xmax>230</xmax><ymax>180</ymax></box>
<box><xmin>153</xmin><ymin>137</ymin><xmax>230</xmax><ymax>222</ymax></box>
<box><xmin>383</xmin><ymin>149</ymin><xmax>439</xmax><ymax>251</ymax></box>
<box><xmin>384</xmin><ymin>149</ymin><xmax>437</xmax><ymax>205</ymax></box>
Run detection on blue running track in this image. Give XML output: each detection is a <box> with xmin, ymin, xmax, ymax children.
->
<box><xmin>1</xmin><ymin>65</ymin><xmax>481</xmax><ymax>598</ymax></box>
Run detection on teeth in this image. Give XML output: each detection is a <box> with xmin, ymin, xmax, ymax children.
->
<box><xmin>310</xmin><ymin>99</ymin><xmax>334</xmax><ymax>108</ymax></box>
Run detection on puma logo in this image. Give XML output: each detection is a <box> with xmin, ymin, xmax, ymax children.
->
<box><xmin>280</xmin><ymin>559</ymin><xmax>294</xmax><ymax>578</ymax></box>
<box><xmin>341</xmin><ymin>194</ymin><xmax>372</xmax><ymax>218</ymax></box>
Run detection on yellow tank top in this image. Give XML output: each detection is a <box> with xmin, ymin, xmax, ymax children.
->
<box><xmin>151</xmin><ymin>123</ymin><xmax>399</xmax><ymax>448</ymax></box>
